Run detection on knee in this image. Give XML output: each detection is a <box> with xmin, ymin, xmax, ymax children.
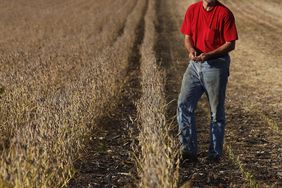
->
<box><xmin>177</xmin><ymin>102</ymin><xmax>195</xmax><ymax>116</ymax></box>
<box><xmin>211</xmin><ymin>112</ymin><xmax>225</xmax><ymax>124</ymax></box>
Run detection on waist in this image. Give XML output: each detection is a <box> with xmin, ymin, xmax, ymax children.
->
<box><xmin>190</xmin><ymin>54</ymin><xmax>230</xmax><ymax>68</ymax></box>
<box><xmin>195</xmin><ymin>48</ymin><xmax>229</xmax><ymax>59</ymax></box>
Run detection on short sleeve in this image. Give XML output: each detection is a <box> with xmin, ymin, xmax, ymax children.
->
<box><xmin>223</xmin><ymin>11</ymin><xmax>238</xmax><ymax>42</ymax></box>
<box><xmin>180</xmin><ymin>6</ymin><xmax>193</xmax><ymax>36</ymax></box>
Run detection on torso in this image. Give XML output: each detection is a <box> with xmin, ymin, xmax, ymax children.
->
<box><xmin>190</xmin><ymin>1</ymin><xmax>232</xmax><ymax>52</ymax></box>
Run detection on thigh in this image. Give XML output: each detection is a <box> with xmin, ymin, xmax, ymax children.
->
<box><xmin>178</xmin><ymin>62</ymin><xmax>204</xmax><ymax>110</ymax></box>
<box><xmin>202</xmin><ymin>59</ymin><xmax>229</xmax><ymax>114</ymax></box>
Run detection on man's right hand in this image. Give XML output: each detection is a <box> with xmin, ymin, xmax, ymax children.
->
<box><xmin>184</xmin><ymin>35</ymin><xmax>197</xmax><ymax>61</ymax></box>
<box><xmin>188</xmin><ymin>50</ymin><xmax>197</xmax><ymax>61</ymax></box>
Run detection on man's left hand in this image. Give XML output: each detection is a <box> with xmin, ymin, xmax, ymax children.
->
<box><xmin>195</xmin><ymin>53</ymin><xmax>210</xmax><ymax>62</ymax></box>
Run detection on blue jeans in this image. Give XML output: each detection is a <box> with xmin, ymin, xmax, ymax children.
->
<box><xmin>177</xmin><ymin>55</ymin><xmax>230</xmax><ymax>158</ymax></box>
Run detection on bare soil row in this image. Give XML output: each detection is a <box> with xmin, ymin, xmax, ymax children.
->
<box><xmin>68</xmin><ymin>0</ymin><xmax>148</xmax><ymax>187</ymax></box>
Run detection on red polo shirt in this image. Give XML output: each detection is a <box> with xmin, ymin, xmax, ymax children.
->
<box><xmin>180</xmin><ymin>1</ymin><xmax>238</xmax><ymax>53</ymax></box>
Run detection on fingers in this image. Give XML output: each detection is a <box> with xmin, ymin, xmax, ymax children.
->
<box><xmin>196</xmin><ymin>53</ymin><xmax>207</xmax><ymax>62</ymax></box>
<box><xmin>189</xmin><ymin>52</ymin><xmax>207</xmax><ymax>62</ymax></box>
<box><xmin>189</xmin><ymin>52</ymin><xmax>196</xmax><ymax>60</ymax></box>
<box><xmin>194</xmin><ymin>54</ymin><xmax>203</xmax><ymax>62</ymax></box>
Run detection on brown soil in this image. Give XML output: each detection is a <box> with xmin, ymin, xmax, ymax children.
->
<box><xmin>67</xmin><ymin>58</ymin><xmax>141</xmax><ymax>187</ymax></box>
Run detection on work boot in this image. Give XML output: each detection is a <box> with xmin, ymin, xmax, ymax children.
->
<box><xmin>180</xmin><ymin>150</ymin><xmax>198</xmax><ymax>163</ymax></box>
<box><xmin>207</xmin><ymin>154</ymin><xmax>221</xmax><ymax>163</ymax></box>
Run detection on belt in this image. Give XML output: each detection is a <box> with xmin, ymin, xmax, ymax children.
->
<box><xmin>195</xmin><ymin>49</ymin><xmax>229</xmax><ymax>59</ymax></box>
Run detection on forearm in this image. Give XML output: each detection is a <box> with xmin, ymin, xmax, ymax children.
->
<box><xmin>206</xmin><ymin>41</ymin><xmax>236</xmax><ymax>59</ymax></box>
<box><xmin>184</xmin><ymin>35</ymin><xmax>196</xmax><ymax>54</ymax></box>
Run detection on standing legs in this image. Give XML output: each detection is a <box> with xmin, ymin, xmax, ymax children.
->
<box><xmin>177</xmin><ymin>57</ymin><xmax>230</xmax><ymax>160</ymax></box>
<box><xmin>177</xmin><ymin>62</ymin><xmax>204</xmax><ymax>157</ymax></box>
<box><xmin>202</xmin><ymin>66</ymin><xmax>229</xmax><ymax>159</ymax></box>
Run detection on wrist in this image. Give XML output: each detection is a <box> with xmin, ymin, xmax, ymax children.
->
<box><xmin>205</xmin><ymin>52</ymin><xmax>213</xmax><ymax>59</ymax></box>
<box><xmin>189</xmin><ymin>48</ymin><xmax>196</xmax><ymax>54</ymax></box>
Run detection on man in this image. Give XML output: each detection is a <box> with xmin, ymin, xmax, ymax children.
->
<box><xmin>177</xmin><ymin>0</ymin><xmax>238</xmax><ymax>162</ymax></box>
